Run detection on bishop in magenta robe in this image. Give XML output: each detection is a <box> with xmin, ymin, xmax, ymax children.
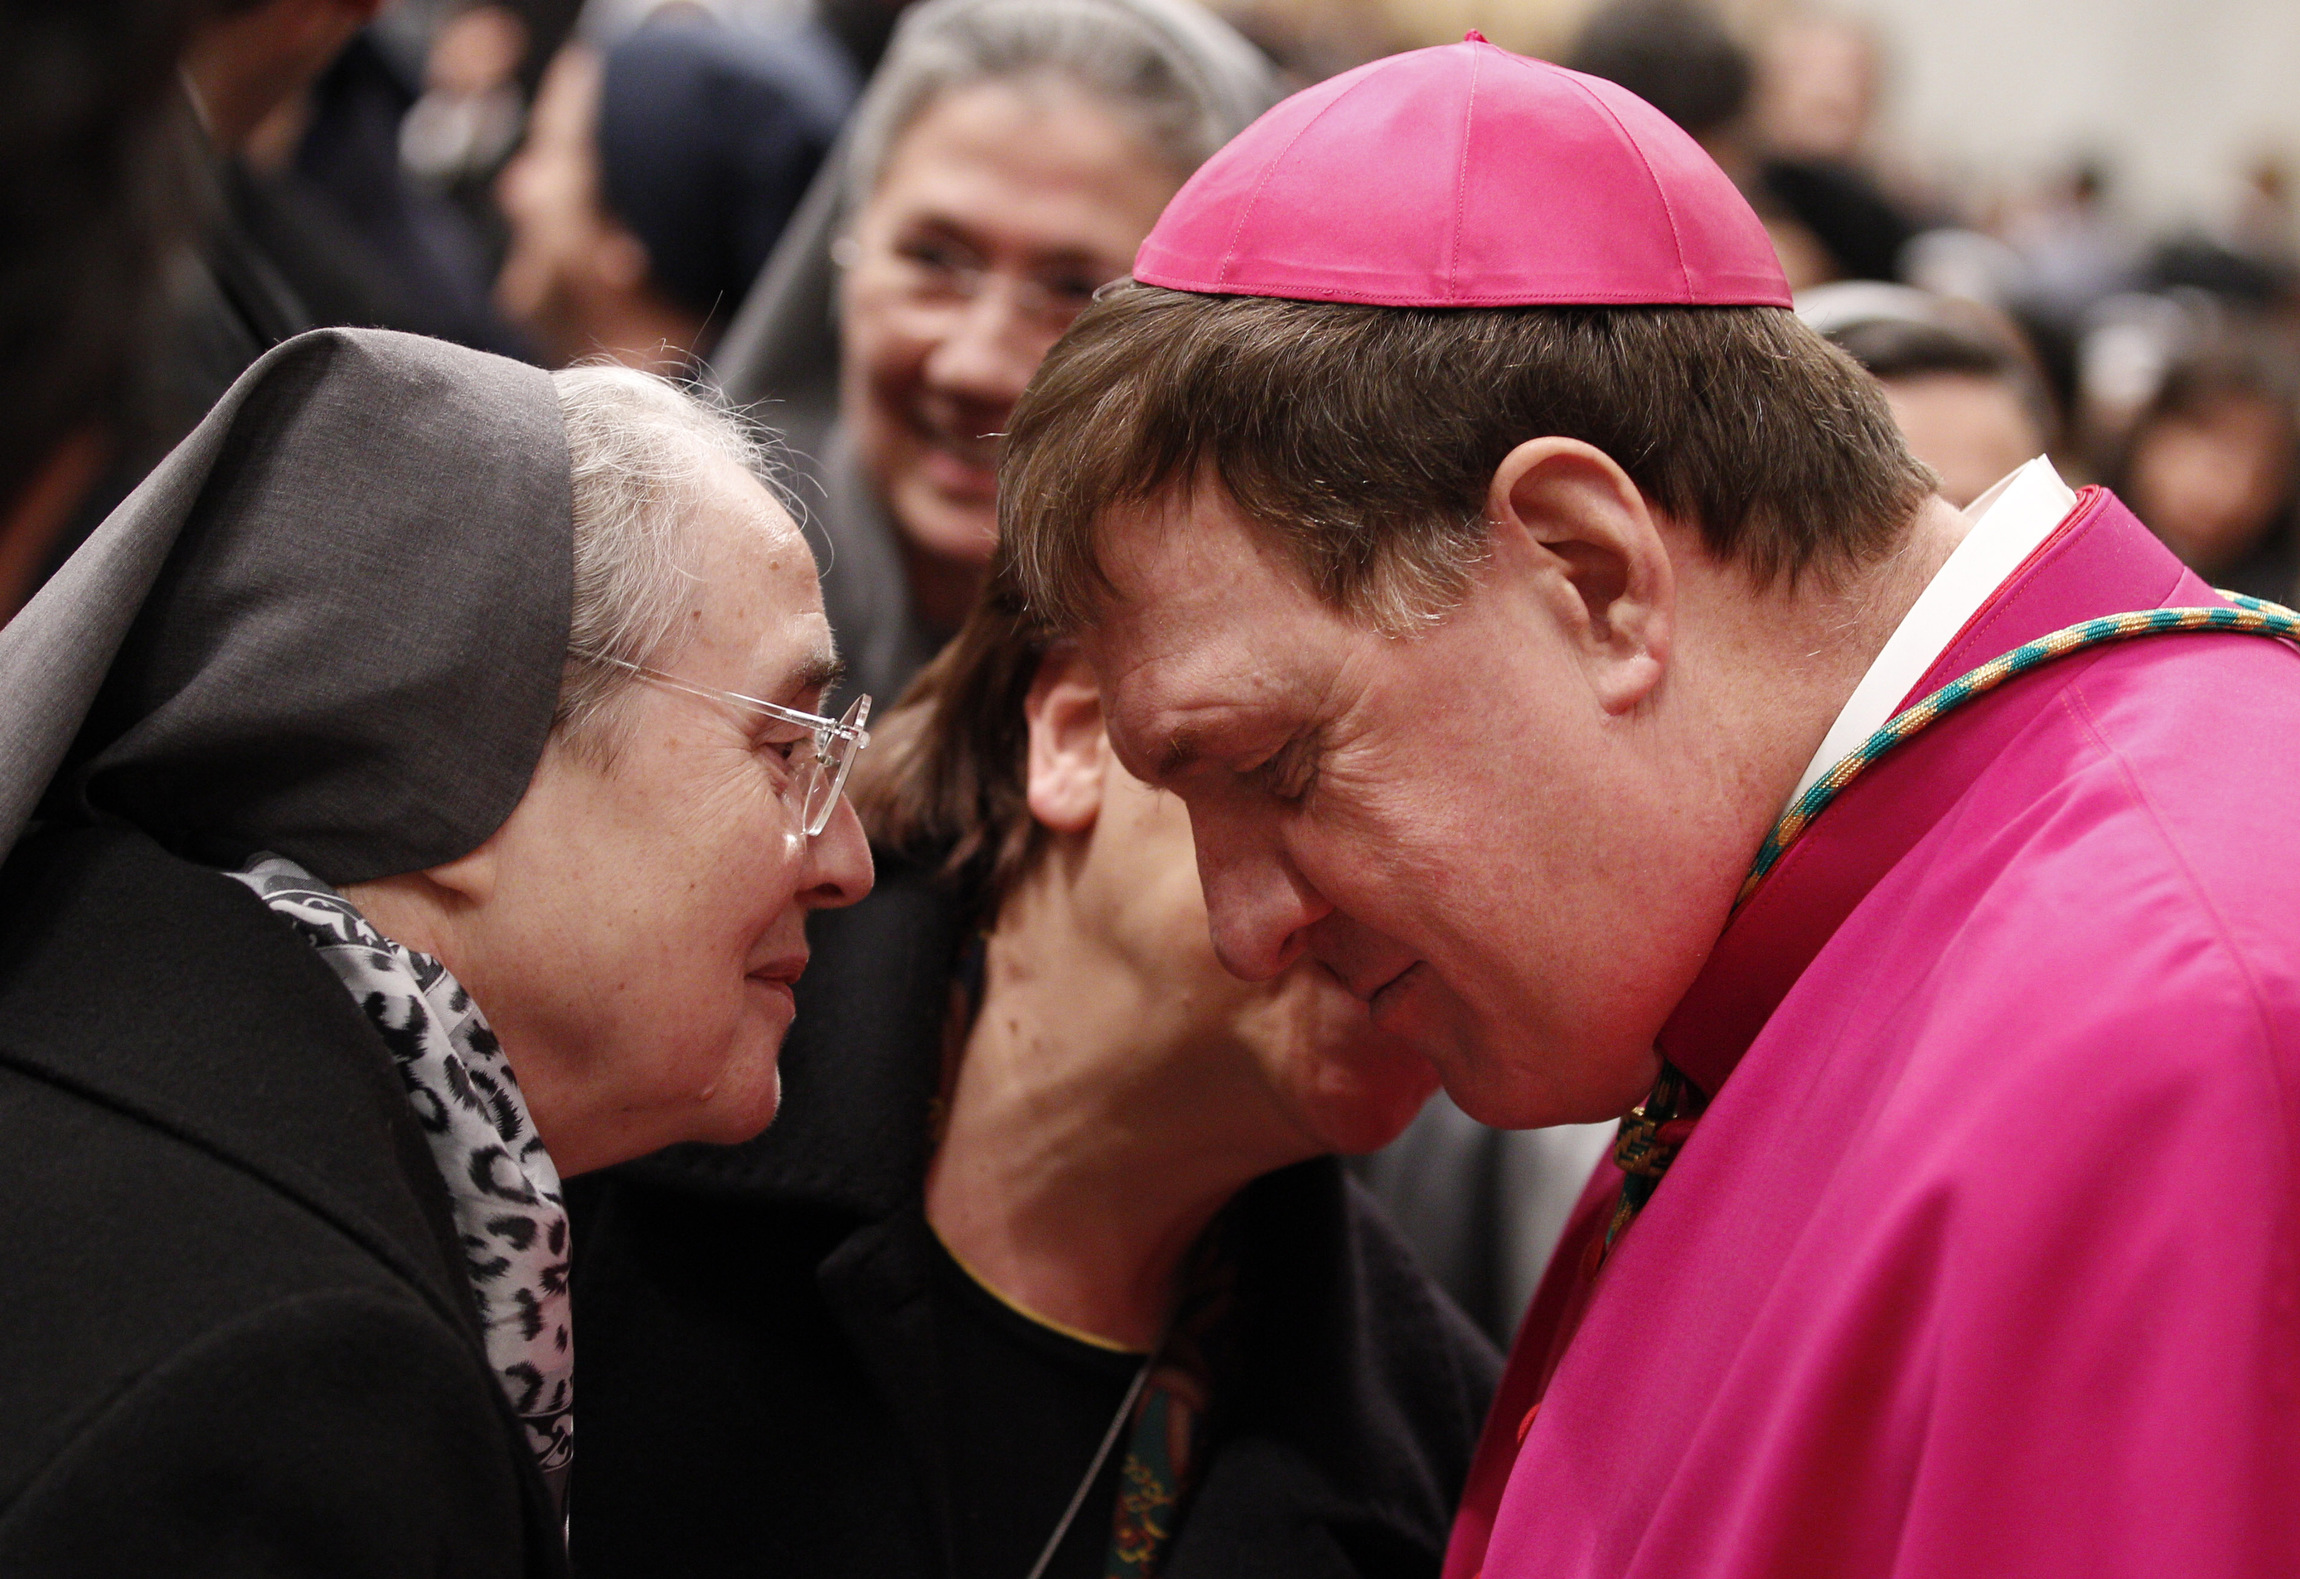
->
<box><xmin>1448</xmin><ymin>484</ymin><xmax>2300</xmax><ymax>1578</ymax></box>
<box><xmin>983</xmin><ymin>28</ymin><xmax>2300</xmax><ymax>1574</ymax></box>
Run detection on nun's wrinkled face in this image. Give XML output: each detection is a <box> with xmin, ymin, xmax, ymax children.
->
<box><xmin>838</xmin><ymin>75</ymin><xmax>1182</xmax><ymax>616</ymax></box>
<box><xmin>433</xmin><ymin>459</ymin><xmax>874</xmax><ymax>1174</ymax></box>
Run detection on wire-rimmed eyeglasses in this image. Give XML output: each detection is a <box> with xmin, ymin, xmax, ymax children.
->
<box><xmin>571</xmin><ymin>650</ymin><xmax>871</xmax><ymax>837</ymax></box>
<box><xmin>831</xmin><ymin>233</ymin><xmax>1119</xmax><ymax>337</ymax></box>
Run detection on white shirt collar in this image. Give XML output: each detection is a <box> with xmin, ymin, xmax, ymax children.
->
<box><xmin>1787</xmin><ymin>457</ymin><xmax>2077</xmax><ymax>807</ymax></box>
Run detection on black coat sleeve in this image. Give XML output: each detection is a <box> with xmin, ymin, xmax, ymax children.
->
<box><xmin>0</xmin><ymin>1287</ymin><xmax>544</xmax><ymax>1579</ymax></box>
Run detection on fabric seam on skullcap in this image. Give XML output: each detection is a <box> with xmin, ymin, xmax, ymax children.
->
<box><xmin>1557</xmin><ymin>61</ymin><xmax>1693</xmax><ymax>299</ymax></box>
<box><xmin>1214</xmin><ymin>50</ymin><xmax>1412</xmax><ymax>290</ymax></box>
<box><xmin>1446</xmin><ymin>42</ymin><xmax>1483</xmax><ymax>303</ymax></box>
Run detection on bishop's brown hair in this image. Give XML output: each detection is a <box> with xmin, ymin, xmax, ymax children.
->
<box><xmin>999</xmin><ymin>284</ymin><xmax>1937</xmax><ymax>635</ymax></box>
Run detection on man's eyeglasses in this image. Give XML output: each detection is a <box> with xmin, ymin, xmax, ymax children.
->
<box><xmin>572</xmin><ymin>650</ymin><xmax>871</xmax><ymax>838</ymax></box>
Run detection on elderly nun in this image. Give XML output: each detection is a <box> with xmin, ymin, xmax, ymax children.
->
<box><xmin>0</xmin><ymin>327</ymin><xmax>870</xmax><ymax>1574</ymax></box>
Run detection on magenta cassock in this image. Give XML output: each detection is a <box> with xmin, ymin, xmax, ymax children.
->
<box><xmin>1450</xmin><ymin>488</ymin><xmax>2300</xmax><ymax>1579</ymax></box>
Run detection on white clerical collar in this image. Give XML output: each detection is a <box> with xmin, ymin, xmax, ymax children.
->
<box><xmin>1788</xmin><ymin>457</ymin><xmax>2077</xmax><ymax>807</ymax></box>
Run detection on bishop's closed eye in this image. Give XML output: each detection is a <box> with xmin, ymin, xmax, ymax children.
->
<box><xmin>1248</xmin><ymin>733</ymin><xmax>1321</xmax><ymax>802</ymax></box>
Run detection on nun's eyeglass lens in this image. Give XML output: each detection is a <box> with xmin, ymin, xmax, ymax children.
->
<box><xmin>796</xmin><ymin>694</ymin><xmax>873</xmax><ymax>837</ymax></box>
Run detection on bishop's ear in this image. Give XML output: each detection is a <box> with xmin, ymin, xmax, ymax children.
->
<box><xmin>1023</xmin><ymin>645</ymin><xmax>1108</xmax><ymax>834</ymax></box>
<box><xmin>1484</xmin><ymin>437</ymin><xmax>1673</xmax><ymax>714</ymax></box>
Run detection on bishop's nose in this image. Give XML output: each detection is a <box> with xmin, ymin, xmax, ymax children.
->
<box><xmin>1194</xmin><ymin>823</ymin><xmax>1329</xmax><ymax>984</ymax></box>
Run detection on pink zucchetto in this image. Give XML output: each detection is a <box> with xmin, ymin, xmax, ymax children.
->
<box><xmin>1132</xmin><ymin>33</ymin><xmax>1792</xmax><ymax>309</ymax></box>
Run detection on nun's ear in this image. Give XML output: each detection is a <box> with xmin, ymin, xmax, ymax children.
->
<box><xmin>1022</xmin><ymin>646</ymin><xmax>1106</xmax><ymax>835</ymax></box>
<box><xmin>340</xmin><ymin>847</ymin><xmax>495</xmax><ymax>971</ymax></box>
<box><xmin>347</xmin><ymin>823</ymin><xmax>502</xmax><ymax>929</ymax></box>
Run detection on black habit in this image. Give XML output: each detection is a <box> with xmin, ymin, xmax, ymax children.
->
<box><xmin>0</xmin><ymin>327</ymin><xmax>575</xmax><ymax>1575</ymax></box>
<box><xmin>0</xmin><ymin>825</ymin><xmax>565</xmax><ymax>1576</ymax></box>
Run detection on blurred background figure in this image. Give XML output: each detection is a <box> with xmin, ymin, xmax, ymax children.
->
<box><xmin>1566</xmin><ymin>0</ymin><xmax>1922</xmax><ymax>290</ymax></box>
<box><xmin>494</xmin><ymin>16</ymin><xmax>854</xmax><ymax>368</ymax></box>
<box><xmin>33</xmin><ymin>0</ymin><xmax>379</xmax><ymax>592</ymax></box>
<box><xmin>2228</xmin><ymin>154</ymin><xmax>2300</xmax><ymax>271</ymax></box>
<box><xmin>580</xmin><ymin>0</ymin><xmax>909</xmax><ymax>79</ymax></box>
<box><xmin>709</xmin><ymin>0</ymin><xmax>1276</xmax><ymax>705</ymax></box>
<box><xmin>2109</xmin><ymin>342</ymin><xmax>2300</xmax><ymax>601</ymax></box>
<box><xmin>35</xmin><ymin>0</ymin><xmax>538</xmax><ymax>602</ymax></box>
<box><xmin>0</xmin><ymin>0</ymin><xmax>202</xmax><ymax>619</ymax></box>
<box><xmin>226</xmin><ymin>4</ymin><xmax>527</xmax><ymax>360</ymax></box>
<box><xmin>399</xmin><ymin>3</ymin><xmax>532</xmax><ymax>199</ymax></box>
<box><xmin>1753</xmin><ymin>10</ymin><xmax>1879</xmax><ymax>166</ymax></box>
<box><xmin>814</xmin><ymin>0</ymin><xmax>929</xmax><ymax>76</ymax></box>
<box><xmin>1801</xmin><ymin>281</ymin><xmax>2059</xmax><ymax>508</ymax></box>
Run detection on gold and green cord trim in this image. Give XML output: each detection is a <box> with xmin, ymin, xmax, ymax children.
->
<box><xmin>1740</xmin><ymin>595</ymin><xmax>2300</xmax><ymax>907</ymax></box>
<box><xmin>1597</xmin><ymin>592</ymin><xmax>2300</xmax><ymax>1264</ymax></box>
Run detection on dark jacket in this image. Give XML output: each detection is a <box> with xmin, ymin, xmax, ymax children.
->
<box><xmin>0</xmin><ymin>825</ymin><xmax>565</xmax><ymax>1578</ymax></box>
<box><xmin>566</xmin><ymin>854</ymin><xmax>1502</xmax><ymax>1579</ymax></box>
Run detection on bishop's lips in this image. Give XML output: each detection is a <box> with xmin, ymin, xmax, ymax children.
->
<box><xmin>1334</xmin><ymin>957</ymin><xmax>1425</xmax><ymax>1017</ymax></box>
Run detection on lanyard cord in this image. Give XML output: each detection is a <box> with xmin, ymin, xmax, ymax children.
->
<box><xmin>1021</xmin><ymin>1313</ymin><xmax>1174</xmax><ymax>1579</ymax></box>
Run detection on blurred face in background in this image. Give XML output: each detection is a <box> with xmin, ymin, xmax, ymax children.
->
<box><xmin>495</xmin><ymin>47</ymin><xmax>701</xmax><ymax>370</ymax></box>
<box><xmin>2125</xmin><ymin>389</ymin><xmax>2297</xmax><ymax>576</ymax></box>
<box><xmin>839</xmin><ymin>75</ymin><xmax>1183</xmax><ymax>621</ymax></box>
<box><xmin>1754</xmin><ymin>15</ymin><xmax>1879</xmax><ymax>163</ymax></box>
<box><xmin>1880</xmin><ymin>372</ymin><xmax>2047</xmax><ymax>509</ymax></box>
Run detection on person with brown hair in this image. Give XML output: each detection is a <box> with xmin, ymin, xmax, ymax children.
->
<box><xmin>563</xmin><ymin>575</ymin><xmax>1498</xmax><ymax>1579</ymax></box>
<box><xmin>998</xmin><ymin>36</ymin><xmax>2300</xmax><ymax>1579</ymax></box>
<box><xmin>2108</xmin><ymin>339</ymin><xmax>2300</xmax><ymax>601</ymax></box>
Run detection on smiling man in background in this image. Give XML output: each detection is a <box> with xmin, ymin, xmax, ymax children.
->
<box><xmin>998</xmin><ymin>35</ymin><xmax>2300</xmax><ymax>1579</ymax></box>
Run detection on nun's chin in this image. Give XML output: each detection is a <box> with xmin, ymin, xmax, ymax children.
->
<box><xmin>536</xmin><ymin>1033</ymin><xmax>788</xmax><ymax>1178</ymax></box>
<box><xmin>680</xmin><ymin>1033</ymin><xmax>788</xmax><ymax>1153</ymax></box>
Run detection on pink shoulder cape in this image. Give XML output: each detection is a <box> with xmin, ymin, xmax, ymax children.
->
<box><xmin>1447</xmin><ymin>490</ymin><xmax>2300</xmax><ymax>1579</ymax></box>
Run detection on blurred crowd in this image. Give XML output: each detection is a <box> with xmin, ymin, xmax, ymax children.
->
<box><xmin>13</xmin><ymin>0</ymin><xmax>2300</xmax><ymax>623</ymax></box>
<box><xmin>7</xmin><ymin>0</ymin><xmax>2299</xmax><ymax>1346</ymax></box>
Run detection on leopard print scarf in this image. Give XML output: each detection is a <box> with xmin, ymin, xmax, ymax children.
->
<box><xmin>231</xmin><ymin>855</ymin><xmax>574</xmax><ymax>1508</ymax></box>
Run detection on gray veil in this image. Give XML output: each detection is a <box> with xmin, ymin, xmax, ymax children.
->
<box><xmin>0</xmin><ymin>327</ymin><xmax>572</xmax><ymax>884</ymax></box>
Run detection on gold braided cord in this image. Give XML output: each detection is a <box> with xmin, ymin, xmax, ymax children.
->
<box><xmin>1739</xmin><ymin>596</ymin><xmax>2300</xmax><ymax>908</ymax></box>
